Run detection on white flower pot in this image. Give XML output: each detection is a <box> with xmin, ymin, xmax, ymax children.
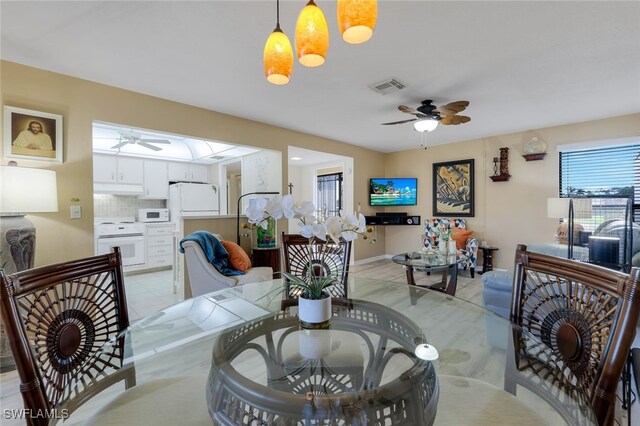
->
<box><xmin>438</xmin><ymin>241</ymin><xmax>449</xmax><ymax>255</ymax></box>
<box><xmin>448</xmin><ymin>241</ymin><xmax>457</xmax><ymax>255</ymax></box>
<box><xmin>298</xmin><ymin>295</ymin><xmax>332</xmax><ymax>329</ymax></box>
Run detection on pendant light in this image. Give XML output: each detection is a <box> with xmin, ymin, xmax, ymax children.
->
<box><xmin>264</xmin><ymin>0</ymin><xmax>293</xmax><ymax>85</ymax></box>
<box><xmin>295</xmin><ymin>0</ymin><xmax>329</xmax><ymax>67</ymax></box>
<box><xmin>337</xmin><ymin>0</ymin><xmax>377</xmax><ymax>44</ymax></box>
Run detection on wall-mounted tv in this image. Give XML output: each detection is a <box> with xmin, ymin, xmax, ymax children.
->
<box><xmin>369</xmin><ymin>178</ymin><xmax>418</xmax><ymax>206</ymax></box>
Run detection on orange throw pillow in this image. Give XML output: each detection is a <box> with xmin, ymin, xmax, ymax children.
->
<box><xmin>451</xmin><ymin>228</ymin><xmax>473</xmax><ymax>250</ymax></box>
<box><xmin>221</xmin><ymin>240</ymin><xmax>251</xmax><ymax>272</ymax></box>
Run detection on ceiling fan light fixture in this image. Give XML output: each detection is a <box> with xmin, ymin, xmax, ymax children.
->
<box><xmin>414</xmin><ymin>119</ymin><xmax>439</xmax><ymax>132</ymax></box>
<box><xmin>296</xmin><ymin>0</ymin><xmax>329</xmax><ymax>67</ymax></box>
<box><xmin>264</xmin><ymin>26</ymin><xmax>294</xmax><ymax>85</ymax></box>
<box><xmin>337</xmin><ymin>0</ymin><xmax>377</xmax><ymax>44</ymax></box>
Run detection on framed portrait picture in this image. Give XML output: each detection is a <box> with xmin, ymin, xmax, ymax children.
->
<box><xmin>432</xmin><ymin>159</ymin><xmax>474</xmax><ymax>217</ymax></box>
<box><xmin>3</xmin><ymin>106</ymin><xmax>63</xmax><ymax>163</ymax></box>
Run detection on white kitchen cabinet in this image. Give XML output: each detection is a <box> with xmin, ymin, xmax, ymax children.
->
<box><xmin>189</xmin><ymin>164</ymin><xmax>209</xmax><ymax>183</ymax></box>
<box><xmin>93</xmin><ymin>155</ymin><xmax>117</xmax><ymax>183</ymax></box>
<box><xmin>117</xmin><ymin>158</ymin><xmax>143</xmax><ymax>184</ymax></box>
<box><xmin>168</xmin><ymin>162</ymin><xmax>190</xmax><ymax>182</ymax></box>
<box><xmin>145</xmin><ymin>224</ymin><xmax>174</xmax><ymax>269</ymax></box>
<box><xmin>93</xmin><ymin>155</ymin><xmax>143</xmax><ymax>184</ymax></box>
<box><xmin>168</xmin><ymin>162</ymin><xmax>209</xmax><ymax>183</ymax></box>
<box><xmin>142</xmin><ymin>160</ymin><xmax>169</xmax><ymax>199</ymax></box>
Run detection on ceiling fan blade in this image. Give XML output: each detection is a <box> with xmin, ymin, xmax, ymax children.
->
<box><xmin>111</xmin><ymin>142</ymin><xmax>129</xmax><ymax>149</ymax></box>
<box><xmin>441</xmin><ymin>115</ymin><xmax>471</xmax><ymax>125</ymax></box>
<box><xmin>381</xmin><ymin>118</ymin><xmax>418</xmax><ymax>125</ymax></box>
<box><xmin>138</xmin><ymin>141</ymin><xmax>163</xmax><ymax>151</ymax></box>
<box><xmin>438</xmin><ymin>101</ymin><xmax>470</xmax><ymax>117</ymax></box>
<box><xmin>398</xmin><ymin>105</ymin><xmax>424</xmax><ymax>116</ymax></box>
<box><xmin>140</xmin><ymin>139</ymin><xmax>171</xmax><ymax>144</ymax></box>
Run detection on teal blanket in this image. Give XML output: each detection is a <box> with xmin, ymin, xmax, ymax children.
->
<box><xmin>179</xmin><ymin>231</ymin><xmax>244</xmax><ymax>276</ymax></box>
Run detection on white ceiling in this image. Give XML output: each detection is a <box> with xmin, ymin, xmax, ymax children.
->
<box><xmin>92</xmin><ymin>122</ymin><xmax>259</xmax><ymax>163</ymax></box>
<box><xmin>1</xmin><ymin>1</ymin><xmax>639</xmax><ymax>153</ymax></box>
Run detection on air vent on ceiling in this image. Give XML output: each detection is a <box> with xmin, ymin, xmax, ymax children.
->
<box><xmin>210</xmin><ymin>155</ymin><xmax>226</xmax><ymax>160</ymax></box>
<box><xmin>369</xmin><ymin>78</ymin><xmax>406</xmax><ymax>95</ymax></box>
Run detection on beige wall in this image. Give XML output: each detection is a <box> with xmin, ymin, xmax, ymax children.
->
<box><xmin>385</xmin><ymin>113</ymin><xmax>640</xmax><ymax>269</ymax></box>
<box><xmin>3</xmin><ymin>60</ymin><xmax>638</xmax><ymax>271</ymax></box>
<box><xmin>0</xmin><ymin>61</ymin><xmax>386</xmax><ymax>266</ymax></box>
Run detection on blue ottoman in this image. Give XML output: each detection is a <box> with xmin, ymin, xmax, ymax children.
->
<box><xmin>481</xmin><ymin>270</ymin><xmax>514</xmax><ymax>349</ymax></box>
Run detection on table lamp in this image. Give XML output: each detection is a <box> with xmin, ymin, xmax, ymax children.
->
<box><xmin>0</xmin><ymin>162</ymin><xmax>58</xmax><ymax>372</ymax></box>
<box><xmin>546</xmin><ymin>197</ymin><xmax>570</xmax><ymax>220</ymax></box>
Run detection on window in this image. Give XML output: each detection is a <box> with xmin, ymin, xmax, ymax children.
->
<box><xmin>560</xmin><ymin>143</ymin><xmax>639</xmax><ymax>221</ymax></box>
<box><xmin>316</xmin><ymin>173</ymin><xmax>343</xmax><ymax>221</ymax></box>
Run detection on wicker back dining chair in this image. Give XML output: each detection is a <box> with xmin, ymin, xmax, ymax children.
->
<box><xmin>0</xmin><ymin>247</ymin><xmax>134</xmax><ymax>425</ymax></box>
<box><xmin>508</xmin><ymin>244</ymin><xmax>640</xmax><ymax>425</ymax></box>
<box><xmin>280</xmin><ymin>233</ymin><xmax>352</xmax><ymax>308</ymax></box>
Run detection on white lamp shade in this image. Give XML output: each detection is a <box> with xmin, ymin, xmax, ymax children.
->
<box><xmin>0</xmin><ymin>166</ymin><xmax>58</xmax><ymax>214</ymax></box>
<box><xmin>547</xmin><ymin>197</ymin><xmax>570</xmax><ymax>219</ymax></box>
<box><xmin>413</xmin><ymin>119</ymin><xmax>438</xmax><ymax>132</ymax></box>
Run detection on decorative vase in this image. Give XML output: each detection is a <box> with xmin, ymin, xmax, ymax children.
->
<box><xmin>448</xmin><ymin>240</ymin><xmax>457</xmax><ymax>256</ymax></box>
<box><xmin>499</xmin><ymin>147</ymin><xmax>510</xmax><ymax>176</ymax></box>
<box><xmin>439</xmin><ymin>240</ymin><xmax>449</xmax><ymax>255</ymax></box>
<box><xmin>252</xmin><ymin>217</ymin><xmax>277</xmax><ymax>249</ymax></box>
<box><xmin>298</xmin><ymin>294</ymin><xmax>332</xmax><ymax>329</ymax></box>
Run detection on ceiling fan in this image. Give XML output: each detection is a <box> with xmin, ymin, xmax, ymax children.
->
<box><xmin>110</xmin><ymin>132</ymin><xmax>171</xmax><ymax>151</ymax></box>
<box><xmin>382</xmin><ymin>100</ymin><xmax>471</xmax><ymax>130</ymax></box>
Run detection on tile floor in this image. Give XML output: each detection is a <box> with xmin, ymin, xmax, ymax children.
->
<box><xmin>123</xmin><ymin>268</ymin><xmax>180</xmax><ymax>322</ymax></box>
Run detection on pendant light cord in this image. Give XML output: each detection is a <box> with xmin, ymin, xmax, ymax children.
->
<box><xmin>275</xmin><ymin>0</ymin><xmax>281</xmax><ymax>31</ymax></box>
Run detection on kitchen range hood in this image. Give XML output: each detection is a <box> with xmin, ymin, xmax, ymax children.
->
<box><xmin>93</xmin><ymin>183</ymin><xmax>144</xmax><ymax>195</ymax></box>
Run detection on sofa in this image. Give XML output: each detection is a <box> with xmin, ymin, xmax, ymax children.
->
<box><xmin>424</xmin><ymin>218</ymin><xmax>479</xmax><ymax>277</ymax></box>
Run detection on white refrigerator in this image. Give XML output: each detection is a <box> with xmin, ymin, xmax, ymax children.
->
<box><xmin>169</xmin><ymin>182</ymin><xmax>219</xmax><ymax>218</ymax></box>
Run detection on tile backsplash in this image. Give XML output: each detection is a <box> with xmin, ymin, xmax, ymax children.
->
<box><xmin>94</xmin><ymin>195</ymin><xmax>166</xmax><ymax>219</ymax></box>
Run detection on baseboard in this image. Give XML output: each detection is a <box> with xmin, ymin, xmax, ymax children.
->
<box><xmin>353</xmin><ymin>254</ymin><xmax>392</xmax><ymax>265</ymax></box>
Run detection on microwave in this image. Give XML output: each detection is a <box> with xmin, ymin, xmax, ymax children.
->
<box><xmin>138</xmin><ymin>208</ymin><xmax>169</xmax><ymax>223</ymax></box>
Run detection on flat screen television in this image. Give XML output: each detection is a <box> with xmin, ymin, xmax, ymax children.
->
<box><xmin>369</xmin><ymin>178</ymin><xmax>417</xmax><ymax>206</ymax></box>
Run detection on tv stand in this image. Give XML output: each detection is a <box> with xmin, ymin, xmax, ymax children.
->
<box><xmin>365</xmin><ymin>213</ymin><xmax>420</xmax><ymax>226</ymax></box>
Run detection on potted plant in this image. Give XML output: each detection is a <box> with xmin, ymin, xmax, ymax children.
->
<box><xmin>246</xmin><ymin>195</ymin><xmax>372</xmax><ymax>328</ymax></box>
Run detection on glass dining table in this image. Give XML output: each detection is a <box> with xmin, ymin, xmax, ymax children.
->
<box><xmin>58</xmin><ymin>278</ymin><xmax>596</xmax><ymax>425</ymax></box>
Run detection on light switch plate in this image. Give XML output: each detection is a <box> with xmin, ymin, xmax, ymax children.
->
<box><xmin>70</xmin><ymin>205</ymin><xmax>81</xmax><ymax>219</ymax></box>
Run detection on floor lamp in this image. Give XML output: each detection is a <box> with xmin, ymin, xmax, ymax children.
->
<box><xmin>0</xmin><ymin>163</ymin><xmax>58</xmax><ymax>372</ymax></box>
<box><xmin>236</xmin><ymin>192</ymin><xmax>279</xmax><ymax>245</ymax></box>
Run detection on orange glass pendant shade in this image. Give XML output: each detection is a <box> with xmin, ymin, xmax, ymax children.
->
<box><xmin>264</xmin><ymin>26</ymin><xmax>294</xmax><ymax>85</ymax></box>
<box><xmin>296</xmin><ymin>0</ymin><xmax>329</xmax><ymax>67</ymax></box>
<box><xmin>337</xmin><ymin>0</ymin><xmax>377</xmax><ymax>44</ymax></box>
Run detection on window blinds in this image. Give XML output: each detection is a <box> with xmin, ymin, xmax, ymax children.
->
<box><xmin>559</xmin><ymin>143</ymin><xmax>639</xmax><ymax>220</ymax></box>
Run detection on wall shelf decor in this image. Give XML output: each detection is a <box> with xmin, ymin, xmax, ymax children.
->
<box><xmin>490</xmin><ymin>147</ymin><xmax>511</xmax><ymax>182</ymax></box>
<box><xmin>523</xmin><ymin>153</ymin><xmax>546</xmax><ymax>161</ymax></box>
<box><xmin>490</xmin><ymin>174</ymin><xmax>510</xmax><ymax>182</ymax></box>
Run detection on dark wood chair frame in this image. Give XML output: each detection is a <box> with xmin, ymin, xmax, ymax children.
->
<box><xmin>0</xmin><ymin>247</ymin><xmax>134</xmax><ymax>425</ymax></box>
<box><xmin>280</xmin><ymin>233</ymin><xmax>352</xmax><ymax>309</ymax></box>
<box><xmin>508</xmin><ymin>244</ymin><xmax>640</xmax><ymax>426</ymax></box>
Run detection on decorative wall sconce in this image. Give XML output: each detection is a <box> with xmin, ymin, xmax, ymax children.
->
<box><xmin>490</xmin><ymin>147</ymin><xmax>511</xmax><ymax>182</ymax></box>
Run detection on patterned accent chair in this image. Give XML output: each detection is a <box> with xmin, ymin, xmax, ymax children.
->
<box><xmin>424</xmin><ymin>218</ymin><xmax>479</xmax><ymax>277</ymax></box>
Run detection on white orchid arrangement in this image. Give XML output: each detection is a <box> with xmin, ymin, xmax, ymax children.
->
<box><xmin>246</xmin><ymin>195</ymin><xmax>373</xmax><ymax>300</ymax></box>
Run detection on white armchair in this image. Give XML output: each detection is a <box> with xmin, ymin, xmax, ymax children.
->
<box><xmin>182</xmin><ymin>241</ymin><xmax>273</xmax><ymax>297</ymax></box>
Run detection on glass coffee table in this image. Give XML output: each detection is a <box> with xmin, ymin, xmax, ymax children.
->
<box><xmin>392</xmin><ymin>252</ymin><xmax>465</xmax><ymax>298</ymax></box>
